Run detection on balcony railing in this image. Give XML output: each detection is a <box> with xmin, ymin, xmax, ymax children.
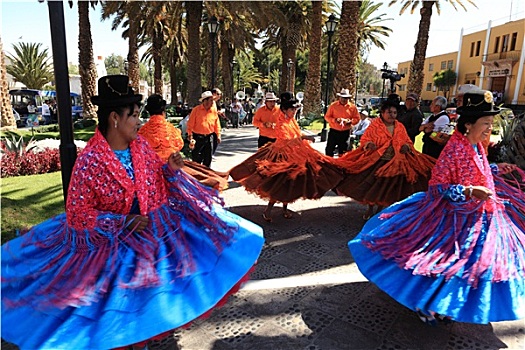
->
<box><xmin>483</xmin><ymin>50</ymin><xmax>521</xmax><ymax>62</ymax></box>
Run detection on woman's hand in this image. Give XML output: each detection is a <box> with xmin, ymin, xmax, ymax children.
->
<box><xmin>168</xmin><ymin>152</ymin><xmax>184</xmax><ymax>171</ymax></box>
<box><xmin>467</xmin><ymin>185</ymin><xmax>494</xmax><ymax>201</ymax></box>
<box><xmin>363</xmin><ymin>142</ymin><xmax>376</xmax><ymax>151</ymax></box>
<box><xmin>125</xmin><ymin>214</ymin><xmax>149</xmax><ymax>233</ymax></box>
<box><xmin>497</xmin><ymin>162</ymin><xmax>517</xmax><ymax>175</ymax></box>
<box><xmin>400</xmin><ymin>144</ymin><xmax>411</xmax><ymax>154</ymax></box>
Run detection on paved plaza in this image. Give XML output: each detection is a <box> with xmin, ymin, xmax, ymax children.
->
<box><xmin>2</xmin><ymin>125</ymin><xmax>524</xmax><ymax>350</ymax></box>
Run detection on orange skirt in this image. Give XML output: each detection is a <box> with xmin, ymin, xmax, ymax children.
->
<box><xmin>229</xmin><ymin>138</ymin><xmax>343</xmax><ymax>203</ymax></box>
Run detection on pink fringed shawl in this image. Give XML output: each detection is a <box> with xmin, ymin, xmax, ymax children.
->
<box><xmin>366</xmin><ymin>131</ymin><xmax>525</xmax><ymax>286</ymax></box>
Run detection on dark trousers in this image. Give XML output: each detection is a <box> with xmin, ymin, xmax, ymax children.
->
<box><xmin>212</xmin><ymin>132</ymin><xmax>218</xmax><ymax>154</ymax></box>
<box><xmin>231</xmin><ymin>112</ymin><xmax>239</xmax><ymax>128</ymax></box>
<box><xmin>422</xmin><ymin>135</ymin><xmax>445</xmax><ymax>159</ymax></box>
<box><xmin>258</xmin><ymin>135</ymin><xmax>276</xmax><ymax>148</ymax></box>
<box><xmin>325</xmin><ymin>129</ymin><xmax>351</xmax><ymax>157</ymax></box>
<box><xmin>191</xmin><ymin>133</ymin><xmax>213</xmax><ymax>167</ymax></box>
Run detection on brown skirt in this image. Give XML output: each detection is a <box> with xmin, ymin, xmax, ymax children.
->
<box><xmin>229</xmin><ymin>138</ymin><xmax>343</xmax><ymax>203</ymax></box>
<box><xmin>183</xmin><ymin>160</ymin><xmax>229</xmax><ymax>191</ymax></box>
<box><xmin>334</xmin><ymin>158</ymin><xmax>431</xmax><ymax>207</ymax></box>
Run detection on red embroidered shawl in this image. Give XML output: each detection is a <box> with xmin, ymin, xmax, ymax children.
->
<box><xmin>66</xmin><ymin>129</ymin><xmax>169</xmax><ymax>230</ymax></box>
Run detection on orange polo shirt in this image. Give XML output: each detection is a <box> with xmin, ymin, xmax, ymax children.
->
<box><xmin>324</xmin><ymin>101</ymin><xmax>359</xmax><ymax>131</ymax></box>
<box><xmin>187</xmin><ymin>104</ymin><xmax>221</xmax><ymax>137</ymax></box>
<box><xmin>252</xmin><ymin>105</ymin><xmax>280</xmax><ymax>139</ymax></box>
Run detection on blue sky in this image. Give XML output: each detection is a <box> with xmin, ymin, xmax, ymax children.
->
<box><xmin>1</xmin><ymin>0</ymin><xmax>524</xmax><ymax>70</ymax></box>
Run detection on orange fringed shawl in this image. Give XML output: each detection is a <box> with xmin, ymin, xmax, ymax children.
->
<box><xmin>336</xmin><ymin>118</ymin><xmax>435</xmax><ymax>183</ymax></box>
<box><xmin>138</xmin><ymin>115</ymin><xmax>184</xmax><ymax>162</ymax></box>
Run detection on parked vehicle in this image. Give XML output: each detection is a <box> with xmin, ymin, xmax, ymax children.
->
<box><xmin>9</xmin><ymin>89</ymin><xmax>83</xmax><ymax>126</ymax></box>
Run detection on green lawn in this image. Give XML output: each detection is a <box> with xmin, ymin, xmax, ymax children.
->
<box><xmin>1</xmin><ymin>171</ymin><xmax>65</xmax><ymax>243</ymax></box>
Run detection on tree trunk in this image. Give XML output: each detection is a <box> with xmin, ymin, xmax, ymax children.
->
<box><xmin>78</xmin><ymin>1</ymin><xmax>97</xmax><ymax>119</ymax></box>
<box><xmin>408</xmin><ymin>0</ymin><xmax>434</xmax><ymax>96</ymax></box>
<box><xmin>127</xmin><ymin>5</ymin><xmax>140</xmax><ymax>93</ymax></box>
<box><xmin>303</xmin><ymin>0</ymin><xmax>322</xmax><ymax>118</ymax></box>
<box><xmin>186</xmin><ymin>1</ymin><xmax>203</xmax><ymax>106</ymax></box>
<box><xmin>0</xmin><ymin>38</ymin><xmax>16</xmax><ymax>130</ymax></box>
<box><xmin>170</xmin><ymin>57</ymin><xmax>178</xmax><ymax>105</ymax></box>
<box><xmin>153</xmin><ymin>23</ymin><xmax>163</xmax><ymax>96</ymax></box>
<box><xmin>332</xmin><ymin>1</ymin><xmax>360</xmax><ymax>103</ymax></box>
<box><xmin>220</xmin><ymin>39</ymin><xmax>233</xmax><ymax>100</ymax></box>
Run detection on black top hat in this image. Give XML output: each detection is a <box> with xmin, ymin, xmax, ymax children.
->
<box><xmin>280</xmin><ymin>98</ymin><xmax>301</xmax><ymax>111</ymax></box>
<box><xmin>279</xmin><ymin>91</ymin><xmax>294</xmax><ymax>102</ymax></box>
<box><xmin>457</xmin><ymin>90</ymin><xmax>500</xmax><ymax>117</ymax></box>
<box><xmin>91</xmin><ymin>75</ymin><xmax>142</xmax><ymax>107</ymax></box>
<box><xmin>145</xmin><ymin>94</ymin><xmax>166</xmax><ymax>114</ymax></box>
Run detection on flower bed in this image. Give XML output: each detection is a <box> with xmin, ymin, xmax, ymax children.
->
<box><xmin>1</xmin><ymin>138</ymin><xmax>85</xmax><ymax>178</ymax></box>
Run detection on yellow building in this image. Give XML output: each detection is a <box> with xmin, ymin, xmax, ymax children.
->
<box><xmin>396</xmin><ymin>18</ymin><xmax>525</xmax><ymax>105</ymax></box>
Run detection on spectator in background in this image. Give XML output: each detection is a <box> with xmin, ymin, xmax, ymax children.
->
<box><xmin>419</xmin><ymin>96</ymin><xmax>449</xmax><ymax>159</ymax></box>
<box><xmin>211</xmin><ymin>88</ymin><xmax>224</xmax><ymax>154</ymax></box>
<box><xmin>324</xmin><ymin>88</ymin><xmax>360</xmax><ymax>157</ymax></box>
<box><xmin>41</xmin><ymin>100</ymin><xmax>51</xmax><ymax>125</ymax></box>
<box><xmin>230</xmin><ymin>98</ymin><xmax>243</xmax><ymax>128</ymax></box>
<box><xmin>349</xmin><ymin>110</ymin><xmax>371</xmax><ymax>150</ymax></box>
<box><xmin>397</xmin><ymin>93</ymin><xmax>424</xmax><ymax>142</ymax></box>
<box><xmin>255</xmin><ymin>98</ymin><xmax>264</xmax><ymax>111</ymax></box>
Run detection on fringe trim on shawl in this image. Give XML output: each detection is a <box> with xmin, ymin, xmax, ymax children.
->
<box><xmin>337</xmin><ymin>147</ymin><xmax>435</xmax><ymax>183</ymax></box>
<box><xmin>2</xmin><ymin>168</ymin><xmax>236</xmax><ymax>310</ymax></box>
<box><xmin>363</xmin><ymin>188</ymin><xmax>525</xmax><ymax>287</ymax></box>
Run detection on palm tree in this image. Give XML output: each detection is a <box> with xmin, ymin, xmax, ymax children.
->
<box><xmin>388</xmin><ymin>0</ymin><xmax>475</xmax><ymax>96</ymax></box>
<box><xmin>1</xmin><ymin>38</ymin><xmax>16</xmax><ymax>129</ymax></box>
<box><xmin>302</xmin><ymin>0</ymin><xmax>323</xmax><ymax>118</ymax></box>
<box><xmin>203</xmin><ymin>1</ymin><xmax>272</xmax><ymax>99</ymax></box>
<box><xmin>332</xmin><ymin>1</ymin><xmax>361</xmax><ymax>102</ymax></box>
<box><xmin>358</xmin><ymin>1</ymin><xmax>393</xmax><ymax>57</ymax></box>
<box><xmin>101</xmin><ymin>1</ymin><xmax>144</xmax><ymax>93</ymax></box>
<box><xmin>77</xmin><ymin>1</ymin><xmax>98</xmax><ymax>119</ymax></box>
<box><xmin>185</xmin><ymin>1</ymin><xmax>203</xmax><ymax>106</ymax></box>
<box><xmin>5</xmin><ymin>42</ymin><xmax>54</xmax><ymax>89</ymax></box>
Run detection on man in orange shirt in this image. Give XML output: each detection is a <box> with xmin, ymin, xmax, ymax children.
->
<box><xmin>324</xmin><ymin>88</ymin><xmax>360</xmax><ymax>157</ymax></box>
<box><xmin>187</xmin><ymin>91</ymin><xmax>221</xmax><ymax>167</ymax></box>
<box><xmin>252</xmin><ymin>92</ymin><xmax>280</xmax><ymax>148</ymax></box>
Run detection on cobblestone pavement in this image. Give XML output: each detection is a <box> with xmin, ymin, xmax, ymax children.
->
<box><xmin>2</xmin><ymin>125</ymin><xmax>524</xmax><ymax>350</ymax></box>
<box><xmin>176</xmin><ymin>126</ymin><xmax>525</xmax><ymax>350</ymax></box>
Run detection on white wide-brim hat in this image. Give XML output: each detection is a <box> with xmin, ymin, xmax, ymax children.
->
<box><xmin>336</xmin><ymin>88</ymin><xmax>351</xmax><ymax>98</ymax></box>
<box><xmin>199</xmin><ymin>91</ymin><xmax>213</xmax><ymax>101</ymax></box>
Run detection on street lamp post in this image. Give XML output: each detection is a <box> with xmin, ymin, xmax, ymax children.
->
<box><xmin>381</xmin><ymin>62</ymin><xmax>388</xmax><ymax>98</ymax></box>
<box><xmin>46</xmin><ymin>0</ymin><xmax>76</xmax><ymax>202</ymax></box>
<box><xmin>231</xmin><ymin>58</ymin><xmax>237</xmax><ymax>97</ymax></box>
<box><xmin>286</xmin><ymin>58</ymin><xmax>294</xmax><ymax>92</ymax></box>
<box><xmin>207</xmin><ymin>16</ymin><xmax>220</xmax><ymax>89</ymax></box>
<box><xmin>148</xmin><ymin>67</ymin><xmax>153</xmax><ymax>95</ymax></box>
<box><xmin>321</xmin><ymin>14</ymin><xmax>338</xmax><ymax>142</ymax></box>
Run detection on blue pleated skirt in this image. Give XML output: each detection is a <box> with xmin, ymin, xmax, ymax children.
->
<box><xmin>348</xmin><ymin>192</ymin><xmax>525</xmax><ymax>324</ymax></box>
<box><xmin>2</xmin><ymin>205</ymin><xmax>264</xmax><ymax>349</ymax></box>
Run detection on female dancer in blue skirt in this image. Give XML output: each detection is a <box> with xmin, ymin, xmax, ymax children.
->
<box><xmin>1</xmin><ymin>75</ymin><xmax>264</xmax><ymax>349</ymax></box>
<box><xmin>349</xmin><ymin>90</ymin><xmax>524</xmax><ymax>325</ymax></box>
